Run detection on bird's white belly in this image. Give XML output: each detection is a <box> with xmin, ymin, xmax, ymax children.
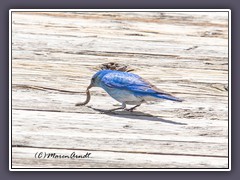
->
<box><xmin>104</xmin><ymin>87</ymin><xmax>142</xmax><ymax>105</ymax></box>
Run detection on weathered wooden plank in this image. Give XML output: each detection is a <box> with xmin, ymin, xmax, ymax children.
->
<box><xmin>12</xmin><ymin>110</ymin><xmax>228</xmax><ymax>156</ymax></box>
<box><xmin>11</xmin><ymin>11</ymin><xmax>229</xmax><ymax>169</ymax></box>
<box><xmin>12</xmin><ymin>12</ymin><xmax>228</xmax><ymax>59</ymax></box>
<box><xmin>12</xmin><ymin>87</ymin><xmax>228</xmax><ymax>121</ymax></box>
<box><xmin>12</xmin><ymin>147</ymin><xmax>228</xmax><ymax>169</ymax></box>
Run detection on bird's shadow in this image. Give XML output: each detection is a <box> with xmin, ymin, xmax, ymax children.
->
<box><xmin>87</xmin><ymin>106</ymin><xmax>187</xmax><ymax>125</ymax></box>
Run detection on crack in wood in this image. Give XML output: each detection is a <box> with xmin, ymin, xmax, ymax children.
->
<box><xmin>12</xmin><ymin>84</ymin><xmax>83</xmax><ymax>94</ymax></box>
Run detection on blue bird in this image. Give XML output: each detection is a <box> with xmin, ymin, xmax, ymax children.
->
<box><xmin>85</xmin><ymin>70</ymin><xmax>183</xmax><ymax>111</ymax></box>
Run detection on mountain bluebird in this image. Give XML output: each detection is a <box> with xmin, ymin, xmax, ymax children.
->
<box><xmin>81</xmin><ymin>70</ymin><xmax>183</xmax><ymax>111</ymax></box>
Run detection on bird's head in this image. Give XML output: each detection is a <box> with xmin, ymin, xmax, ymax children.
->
<box><xmin>87</xmin><ymin>70</ymin><xmax>112</xmax><ymax>90</ymax></box>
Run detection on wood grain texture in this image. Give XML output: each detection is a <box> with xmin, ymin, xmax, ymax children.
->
<box><xmin>11</xmin><ymin>11</ymin><xmax>229</xmax><ymax>169</ymax></box>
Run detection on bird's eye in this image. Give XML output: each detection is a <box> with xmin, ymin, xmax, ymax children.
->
<box><xmin>91</xmin><ymin>78</ymin><xmax>95</xmax><ymax>82</ymax></box>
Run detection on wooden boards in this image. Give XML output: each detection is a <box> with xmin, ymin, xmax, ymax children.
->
<box><xmin>11</xmin><ymin>11</ymin><xmax>229</xmax><ymax>169</ymax></box>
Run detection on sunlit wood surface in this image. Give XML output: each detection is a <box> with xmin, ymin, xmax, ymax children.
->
<box><xmin>11</xmin><ymin>11</ymin><xmax>229</xmax><ymax>169</ymax></box>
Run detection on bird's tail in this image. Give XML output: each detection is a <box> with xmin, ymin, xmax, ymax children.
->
<box><xmin>153</xmin><ymin>93</ymin><xmax>184</xmax><ymax>102</ymax></box>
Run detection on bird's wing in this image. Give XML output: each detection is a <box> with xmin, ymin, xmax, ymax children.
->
<box><xmin>101</xmin><ymin>71</ymin><xmax>170</xmax><ymax>95</ymax></box>
<box><xmin>101</xmin><ymin>71</ymin><xmax>183</xmax><ymax>102</ymax></box>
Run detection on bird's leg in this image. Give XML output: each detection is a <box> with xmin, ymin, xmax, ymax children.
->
<box><xmin>126</xmin><ymin>104</ymin><xmax>141</xmax><ymax>112</ymax></box>
<box><xmin>108</xmin><ymin>103</ymin><xmax>126</xmax><ymax>112</ymax></box>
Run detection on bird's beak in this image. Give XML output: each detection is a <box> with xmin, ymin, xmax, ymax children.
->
<box><xmin>87</xmin><ymin>84</ymin><xmax>93</xmax><ymax>91</ymax></box>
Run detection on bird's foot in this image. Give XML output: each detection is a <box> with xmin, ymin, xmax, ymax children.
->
<box><xmin>106</xmin><ymin>103</ymin><xmax>126</xmax><ymax>112</ymax></box>
<box><xmin>125</xmin><ymin>104</ymin><xmax>141</xmax><ymax>112</ymax></box>
<box><xmin>125</xmin><ymin>108</ymin><xmax>134</xmax><ymax>112</ymax></box>
<box><xmin>101</xmin><ymin>107</ymin><xmax>124</xmax><ymax>113</ymax></box>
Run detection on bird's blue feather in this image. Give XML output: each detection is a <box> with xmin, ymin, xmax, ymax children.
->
<box><xmin>97</xmin><ymin>70</ymin><xmax>182</xmax><ymax>102</ymax></box>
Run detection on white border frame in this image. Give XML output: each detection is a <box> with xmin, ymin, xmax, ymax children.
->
<box><xmin>9</xmin><ymin>9</ymin><xmax>231</xmax><ymax>171</ymax></box>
